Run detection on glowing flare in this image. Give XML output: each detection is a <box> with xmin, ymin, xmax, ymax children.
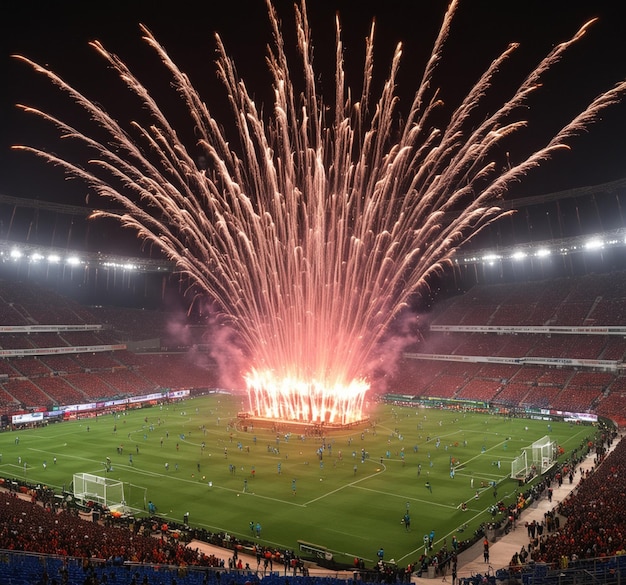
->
<box><xmin>245</xmin><ymin>369</ymin><xmax>368</xmax><ymax>424</ymax></box>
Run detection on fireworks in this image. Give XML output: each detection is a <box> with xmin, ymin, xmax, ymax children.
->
<box><xmin>12</xmin><ymin>1</ymin><xmax>626</xmax><ymax>424</ymax></box>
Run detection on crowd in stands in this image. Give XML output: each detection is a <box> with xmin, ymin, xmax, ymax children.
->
<box><xmin>535</xmin><ymin>430</ymin><xmax>625</xmax><ymax>563</ymax></box>
<box><xmin>455</xmin><ymin>379</ymin><xmax>502</xmax><ymax>402</ymax></box>
<box><xmin>3</xmin><ymin>379</ymin><xmax>49</xmax><ymax>409</ymax></box>
<box><xmin>0</xmin><ymin>281</ymin><xmax>223</xmax><ymax>414</ymax></box>
<box><xmin>390</xmin><ymin>353</ymin><xmax>626</xmax><ymax>420</ymax></box>
<box><xmin>490</xmin><ymin>427</ymin><xmax>624</xmax><ymax>580</ymax></box>
<box><xmin>0</xmin><ymin>489</ymin><xmax>218</xmax><ymax>567</ymax></box>
<box><xmin>0</xmin><ymin>348</ymin><xmax>220</xmax><ymax>412</ymax></box>
<box><xmin>35</xmin><ymin>376</ymin><xmax>88</xmax><ymax>405</ymax></box>
<box><xmin>431</xmin><ymin>272</ymin><xmax>626</xmax><ymax>328</ymax></box>
<box><xmin>0</xmin><ymin>281</ymin><xmax>97</xmax><ymax>326</ymax></box>
<box><xmin>0</xmin><ymin>481</ymin><xmax>371</xmax><ymax>585</ymax></box>
<box><xmin>2</xmin><ymin>271</ymin><xmax>626</xmax><ymax>423</ymax></box>
<box><xmin>89</xmin><ymin>305</ymin><xmax>204</xmax><ymax>345</ymax></box>
<box><xmin>374</xmin><ymin>274</ymin><xmax>625</xmax><ymax>418</ymax></box>
<box><xmin>417</xmin><ymin>330</ymin><xmax>626</xmax><ymax>364</ymax></box>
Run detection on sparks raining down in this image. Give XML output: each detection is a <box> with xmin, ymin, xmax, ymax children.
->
<box><xmin>12</xmin><ymin>1</ymin><xmax>626</xmax><ymax>425</ymax></box>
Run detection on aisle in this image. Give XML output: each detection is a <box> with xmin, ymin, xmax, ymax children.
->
<box><xmin>188</xmin><ymin>539</ymin><xmax>356</xmax><ymax>579</ymax></box>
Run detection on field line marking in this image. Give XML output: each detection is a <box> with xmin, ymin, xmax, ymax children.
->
<box><xmin>303</xmin><ymin>462</ymin><xmax>387</xmax><ymax>505</ymax></box>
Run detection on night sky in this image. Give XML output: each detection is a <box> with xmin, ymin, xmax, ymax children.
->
<box><xmin>1</xmin><ymin>0</ymin><xmax>625</xmax><ymax>222</ymax></box>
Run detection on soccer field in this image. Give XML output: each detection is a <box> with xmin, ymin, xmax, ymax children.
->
<box><xmin>0</xmin><ymin>394</ymin><xmax>594</xmax><ymax>566</ymax></box>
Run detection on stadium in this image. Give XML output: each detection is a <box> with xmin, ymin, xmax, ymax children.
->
<box><xmin>1</xmin><ymin>181</ymin><xmax>626</xmax><ymax>585</ymax></box>
<box><xmin>2</xmin><ymin>1</ymin><xmax>626</xmax><ymax>585</ymax></box>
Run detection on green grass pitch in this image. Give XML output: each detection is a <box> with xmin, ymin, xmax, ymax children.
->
<box><xmin>0</xmin><ymin>394</ymin><xmax>593</xmax><ymax>567</ymax></box>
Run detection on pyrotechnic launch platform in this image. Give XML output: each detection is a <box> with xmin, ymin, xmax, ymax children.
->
<box><xmin>236</xmin><ymin>412</ymin><xmax>370</xmax><ymax>433</ymax></box>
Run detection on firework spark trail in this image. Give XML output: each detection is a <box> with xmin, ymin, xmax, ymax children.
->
<box><xmin>12</xmin><ymin>1</ymin><xmax>626</xmax><ymax>423</ymax></box>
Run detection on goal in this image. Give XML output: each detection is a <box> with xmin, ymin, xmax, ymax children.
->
<box><xmin>73</xmin><ymin>473</ymin><xmax>125</xmax><ymax>511</ymax></box>
<box><xmin>511</xmin><ymin>435</ymin><xmax>558</xmax><ymax>481</ymax></box>
<box><xmin>531</xmin><ymin>435</ymin><xmax>557</xmax><ymax>475</ymax></box>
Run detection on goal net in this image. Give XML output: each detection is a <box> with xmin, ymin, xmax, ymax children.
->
<box><xmin>73</xmin><ymin>473</ymin><xmax>125</xmax><ymax>511</ymax></box>
<box><xmin>125</xmin><ymin>483</ymin><xmax>148</xmax><ymax>513</ymax></box>
<box><xmin>511</xmin><ymin>435</ymin><xmax>558</xmax><ymax>481</ymax></box>
<box><xmin>510</xmin><ymin>450</ymin><xmax>528</xmax><ymax>481</ymax></box>
<box><xmin>531</xmin><ymin>435</ymin><xmax>557</xmax><ymax>475</ymax></box>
